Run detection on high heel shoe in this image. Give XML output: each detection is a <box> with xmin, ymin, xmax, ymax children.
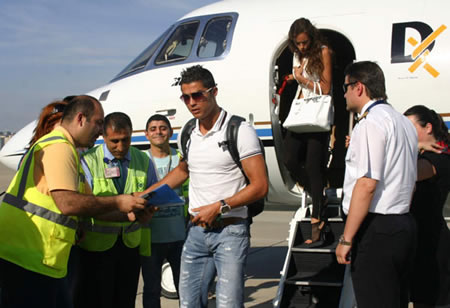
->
<box><xmin>305</xmin><ymin>220</ymin><xmax>326</xmax><ymax>245</ymax></box>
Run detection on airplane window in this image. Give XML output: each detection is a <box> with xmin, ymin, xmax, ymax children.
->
<box><xmin>113</xmin><ymin>27</ymin><xmax>172</xmax><ymax>81</ymax></box>
<box><xmin>155</xmin><ymin>22</ymin><xmax>200</xmax><ymax>65</ymax></box>
<box><xmin>197</xmin><ymin>17</ymin><xmax>232</xmax><ymax>58</ymax></box>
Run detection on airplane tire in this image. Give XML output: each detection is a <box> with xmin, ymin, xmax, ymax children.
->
<box><xmin>161</xmin><ymin>261</ymin><xmax>178</xmax><ymax>299</ymax></box>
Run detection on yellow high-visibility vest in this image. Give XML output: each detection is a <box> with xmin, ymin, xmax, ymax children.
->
<box><xmin>79</xmin><ymin>145</ymin><xmax>149</xmax><ymax>253</ymax></box>
<box><xmin>0</xmin><ymin>130</ymin><xmax>85</xmax><ymax>278</ymax></box>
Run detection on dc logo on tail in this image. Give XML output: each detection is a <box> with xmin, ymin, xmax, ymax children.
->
<box><xmin>391</xmin><ymin>21</ymin><xmax>447</xmax><ymax>77</ymax></box>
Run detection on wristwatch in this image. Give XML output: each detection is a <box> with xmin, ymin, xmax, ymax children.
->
<box><xmin>220</xmin><ymin>200</ymin><xmax>231</xmax><ymax>214</ymax></box>
<box><xmin>338</xmin><ymin>234</ymin><xmax>352</xmax><ymax>246</ymax></box>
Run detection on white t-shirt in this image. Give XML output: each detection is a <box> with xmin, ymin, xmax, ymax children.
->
<box><xmin>179</xmin><ymin>109</ymin><xmax>262</xmax><ymax>218</ymax></box>
<box><xmin>342</xmin><ymin>100</ymin><xmax>418</xmax><ymax>215</ymax></box>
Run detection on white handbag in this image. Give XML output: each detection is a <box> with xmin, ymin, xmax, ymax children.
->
<box><xmin>282</xmin><ymin>81</ymin><xmax>333</xmax><ymax>133</ymax></box>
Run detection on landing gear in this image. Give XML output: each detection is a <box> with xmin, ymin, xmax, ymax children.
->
<box><xmin>161</xmin><ymin>261</ymin><xmax>178</xmax><ymax>299</ymax></box>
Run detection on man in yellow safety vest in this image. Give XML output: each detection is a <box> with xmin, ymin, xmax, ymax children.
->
<box><xmin>75</xmin><ymin>112</ymin><xmax>158</xmax><ymax>308</ymax></box>
<box><xmin>0</xmin><ymin>95</ymin><xmax>148</xmax><ymax>308</ymax></box>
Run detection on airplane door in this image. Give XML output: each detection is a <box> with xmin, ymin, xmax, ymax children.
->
<box><xmin>270</xmin><ymin>30</ymin><xmax>356</xmax><ymax>192</ymax></box>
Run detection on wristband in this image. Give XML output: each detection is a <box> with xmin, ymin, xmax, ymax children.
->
<box><xmin>338</xmin><ymin>234</ymin><xmax>352</xmax><ymax>246</ymax></box>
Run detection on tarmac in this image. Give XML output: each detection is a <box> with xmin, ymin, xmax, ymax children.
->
<box><xmin>0</xmin><ymin>162</ymin><xmax>294</xmax><ymax>308</ymax></box>
<box><xmin>0</xmin><ymin>162</ymin><xmax>430</xmax><ymax>307</ymax></box>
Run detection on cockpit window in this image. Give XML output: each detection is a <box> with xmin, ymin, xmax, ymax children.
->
<box><xmin>113</xmin><ymin>27</ymin><xmax>172</xmax><ymax>80</ymax></box>
<box><xmin>155</xmin><ymin>22</ymin><xmax>200</xmax><ymax>65</ymax></box>
<box><xmin>110</xmin><ymin>13</ymin><xmax>238</xmax><ymax>82</ymax></box>
<box><xmin>197</xmin><ymin>17</ymin><xmax>233</xmax><ymax>58</ymax></box>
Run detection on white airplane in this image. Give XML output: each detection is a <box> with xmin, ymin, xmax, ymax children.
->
<box><xmin>2</xmin><ymin>0</ymin><xmax>449</xmax><ymax>206</ymax></box>
<box><xmin>1</xmin><ymin>0</ymin><xmax>449</xmax><ymax>305</ymax></box>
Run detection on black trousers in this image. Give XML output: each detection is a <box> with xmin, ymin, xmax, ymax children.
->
<box><xmin>283</xmin><ymin>131</ymin><xmax>328</xmax><ymax>219</ymax></box>
<box><xmin>74</xmin><ymin>237</ymin><xmax>141</xmax><ymax>308</ymax></box>
<box><xmin>0</xmin><ymin>258</ymin><xmax>62</xmax><ymax>308</ymax></box>
<box><xmin>351</xmin><ymin>213</ymin><xmax>417</xmax><ymax>308</ymax></box>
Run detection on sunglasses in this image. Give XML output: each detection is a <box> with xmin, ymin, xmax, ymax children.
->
<box><xmin>180</xmin><ymin>87</ymin><xmax>214</xmax><ymax>104</ymax></box>
<box><xmin>51</xmin><ymin>104</ymin><xmax>66</xmax><ymax>114</ymax></box>
<box><xmin>342</xmin><ymin>81</ymin><xmax>358</xmax><ymax>93</ymax></box>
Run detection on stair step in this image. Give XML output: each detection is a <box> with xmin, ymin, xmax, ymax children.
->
<box><xmin>292</xmin><ymin>247</ymin><xmax>335</xmax><ymax>253</ymax></box>
<box><xmin>286</xmin><ymin>250</ymin><xmax>345</xmax><ymax>282</ymax></box>
<box><xmin>280</xmin><ymin>284</ymin><xmax>342</xmax><ymax>307</ymax></box>
<box><xmin>294</xmin><ymin>220</ymin><xmax>344</xmax><ymax>247</ymax></box>
<box><xmin>292</xmin><ymin>238</ymin><xmax>338</xmax><ymax>252</ymax></box>
<box><xmin>301</xmin><ymin>217</ymin><xmax>344</xmax><ymax>222</ymax></box>
<box><xmin>285</xmin><ymin>271</ymin><xmax>343</xmax><ymax>287</ymax></box>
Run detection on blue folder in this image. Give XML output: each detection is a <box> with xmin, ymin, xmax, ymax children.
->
<box><xmin>146</xmin><ymin>184</ymin><xmax>184</xmax><ymax>207</ymax></box>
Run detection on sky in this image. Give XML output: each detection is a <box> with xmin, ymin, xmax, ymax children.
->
<box><xmin>0</xmin><ymin>0</ymin><xmax>218</xmax><ymax>132</ymax></box>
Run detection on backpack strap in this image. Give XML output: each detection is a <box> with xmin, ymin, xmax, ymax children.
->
<box><xmin>226</xmin><ymin>115</ymin><xmax>266</xmax><ymax>184</ymax></box>
<box><xmin>179</xmin><ymin>118</ymin><xmax>197</xmax><ymax>161</ymax></box>
<box><xmin>226</xmin><ymin>115</ymin><xmax>246</xmax><ymax>170</ymax></box>
<box><xmin>226</xmin><ymin>115</ymin><xmax>266</xmax><ymax>221</ymax></box>
<box><xmin>180</xmin><ymin>115</ymin><xmax>265</xmax><ymax>180</ymax></box>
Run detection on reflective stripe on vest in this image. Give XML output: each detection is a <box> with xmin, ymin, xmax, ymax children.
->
<box><xmin>3</xmin><ymin>194</ymin><xmax>78</xmax><ymax>229</ymax></box>
<box><xmin>4</xmin><ymin>136</ymin><xmax>78</xmax><ymax>230</ymax></box>
<box><xmin>79</xmin><ymin>220</ymin><xmax>141</xmax><ymax>234</ymax></box>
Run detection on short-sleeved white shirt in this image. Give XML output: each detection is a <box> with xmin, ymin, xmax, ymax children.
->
<box><xmin>342</xmin><ymin>100</ymin><xmax>418</xmax><ymax>215</ymax></box>
<box><xmin>179</xmin><ymin>109</ymin><xmax>262</xmax><ymax>218</ymax></box>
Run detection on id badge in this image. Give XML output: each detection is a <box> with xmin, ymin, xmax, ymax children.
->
<box><xmin>104</xmin><ymin>166</ymin><xmax>120</xmax><ymax>178</ymax></box>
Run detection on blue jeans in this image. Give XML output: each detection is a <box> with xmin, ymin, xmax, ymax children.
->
<box><xmin>141</xmin><ymin>241</ymin><xmax>184</xmax><ymax>308</ymax></box>
<box><xmin>179</xmin><ymin>221</ymin><xmax>250</xmax><ymax>308</ymax></box>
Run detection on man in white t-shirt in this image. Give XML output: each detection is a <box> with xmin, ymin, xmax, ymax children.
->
<box><xmin>335</xmin><ymin>61</ymin><xmax>418</xmax><ymax>307</ymax></box>
<box><xmin>140</xmin><ymin>65</ymin><xmax>268</xmax><ymax>307</ymax></box>
<box><xmin>140</xmin><ymin>114</ymin><xmax>188</xmax><ymax>308</ymax></box>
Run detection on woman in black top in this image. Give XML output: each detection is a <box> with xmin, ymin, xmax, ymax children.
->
<box><xmin>404</xmin><ymin>105</ymin><xmax>450</xmax><ymax>308</ymax></box>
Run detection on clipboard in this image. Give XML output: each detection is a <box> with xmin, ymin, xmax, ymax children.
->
<box><xmin>126</xmin><ymin>184</ymin><xmax>185</xmax><ymax>231</ymax></box>
<box><xmin>143</xmin><ymin>184</ymin><xmax>184</xmax><ymax>208</ymax></box>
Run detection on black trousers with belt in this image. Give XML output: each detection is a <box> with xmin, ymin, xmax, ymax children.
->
<box><xmin>351</xmin><ymin>212</ymin><xmax>417</xmax><ymax>308</ymax></box>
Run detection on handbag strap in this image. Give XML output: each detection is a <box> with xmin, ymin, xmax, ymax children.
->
<box><xmin>305</xmin><ymin>81</ymin><xmax>323</xmax><ymax>98</ymax></box>
<box><xmin>313</xmin><ymin>81</ymin><xmax>323</xmax><ymax>96</ymax></box>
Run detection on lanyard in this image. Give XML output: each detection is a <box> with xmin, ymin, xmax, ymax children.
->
<box><xmin>357</xmin><ymin>100</ymin><xmax>387</xmax><ymax>123</ymax></box>
<box><xmin>147</xmin><ymin>149</ymin><xmax>172</xmax><ymax>181</ymax></box>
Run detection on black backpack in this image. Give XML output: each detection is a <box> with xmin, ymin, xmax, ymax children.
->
<box><xmin>179</xmin><ymin>115</ymin><xmax>266</xmax><ymax>220</ymax></box>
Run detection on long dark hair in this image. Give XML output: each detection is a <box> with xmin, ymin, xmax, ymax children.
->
<box><xmin>288</xmin><ymin>18</ymin><xmax>327</xmax><ymax>77</ymax></box>
<box><xmin>404</xmin><ymin>105</ymin><xmax>450</xmax><ymax>144</ymax></box>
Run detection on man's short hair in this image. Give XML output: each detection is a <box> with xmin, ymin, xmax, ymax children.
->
<box><xmin>146</xmin><ymin>114</ymin><xmax>172</xmax><ymax>131</ymax></box>
<box><xmin>103</xmin><ymin>112</ymin><xmax>132</xmax><ymax>136</ymax></box>
<box><xmin>180</xmin><ymin>65</ymin><xmax>216</xmax><ymax>88</ymax></box>
<box><xmin>62</xmin><ymin>95</ymin><xmax>99</xmax><ymax>123</ymax></box>
<box><xmin>344</xmin><ymin>61</ymin><xmax>387</xmax><ymax>100</ymax></box>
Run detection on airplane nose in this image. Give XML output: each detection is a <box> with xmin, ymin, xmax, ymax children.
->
<box><xmin>0</xmin><ymin>121</ymin><xmax>36</xmax><ymax>170</ymax></box>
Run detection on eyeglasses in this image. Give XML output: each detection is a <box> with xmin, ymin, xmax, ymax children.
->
<box><xmin>180</xmin><ymin>87</ymin><xmax>214</xmax><ymax>104</ymax></box>
<box><xmin>342</xmin><ymin>81</ymin><xmax>358</xmax><ymax>93</ymax></box>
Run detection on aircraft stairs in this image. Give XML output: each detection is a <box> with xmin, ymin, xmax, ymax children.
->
<box><xmin>274</xmin><ymin>189</ymin><xmax>346</xmax><ymax>307</ymax></box>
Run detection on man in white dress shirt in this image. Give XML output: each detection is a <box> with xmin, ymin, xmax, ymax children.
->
<box><xmin>335</xmin><ymin>61</ymin><xmax>418</xmax><ymax>308</ymax></box>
